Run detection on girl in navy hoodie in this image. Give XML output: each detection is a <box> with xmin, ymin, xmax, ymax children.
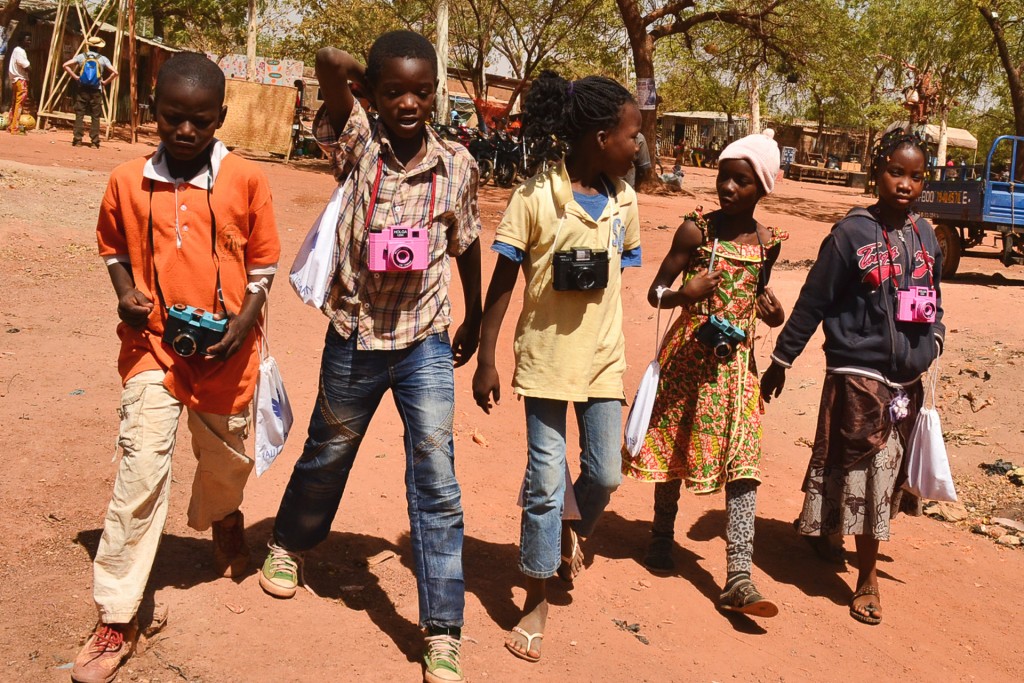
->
<box><xmin>760</xmin><ymin>129</ymin><xmax>945</xmax><ymax>626</ymax></box>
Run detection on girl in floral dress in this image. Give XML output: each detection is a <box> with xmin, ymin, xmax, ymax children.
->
<box><xmin>623</xmin><ymin>130</ymin><xmax>786</xmax><ymax>617</ymax></box>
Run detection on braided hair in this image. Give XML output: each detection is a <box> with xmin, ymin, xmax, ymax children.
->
<box><xmin>871</xmin><ymin>128</ymin><xmax>928</xmax><ymax>178</ymax></box>
<box><xmin>523</xmin><ymin>70</ymin><xmax>634</xmax><ymax>150</ymax></box>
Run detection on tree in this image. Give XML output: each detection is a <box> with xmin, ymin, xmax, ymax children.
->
<box><xmin>614</xmin><ymin>0</ymin><xmax>801</xmax><ymax>147</ymax></box>
<box><xmin>978</xmin><ymin>1</ymin><xmax>1024</xmax><ymax>137</ymax></box>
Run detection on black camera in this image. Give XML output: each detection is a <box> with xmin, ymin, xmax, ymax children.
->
<box><xmin>163</xmin><ymin>304</ymin><xmax>228</xmax><ymax>357</ymax></box>
<box><xmin>695</xmin><ymin>315</ymin><xmax>746</xmax><ymax>359</ymax></box>
<box><xmin>552</xmin><ymin>248</ymin><xmax>609</xmax><ymax>291</ymax></box>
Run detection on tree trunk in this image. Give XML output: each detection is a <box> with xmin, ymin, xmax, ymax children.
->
<box><xmin>617</xmin><ymin>0</ymin><xmax>657</xmax><ymax>155</ymax></box>
<box><xmin>151</xmin><ymin>8</ymin><xmax>165</xmax><ymax>40</ymax></box>
<box><xmin>0</xmin><ymin>0</ymin><xmax>22</xmax><ymax>28</ymax></box>
<box><xmin>434</xmin><ymin>0</ymin><xmax>449</xmax><ymax>122</ymax></box>
<box><xmin>936</xmin><ymin>114</ymin><xmax>948</xmax><ymax>168</ymax></box>
<box><xmin>749</xmin><ymin>76</ymin><xmax>761</xmax><ymax>134</ymax></box>
<box><xmin>246</xmin><ymin>0</ymin><xmax>258</xmax><ymax>83</ymax></box>
<box><xmin>980</xmin><ymin>5</ymin><xmax>1024</xmax><ymax>137</ymax></box>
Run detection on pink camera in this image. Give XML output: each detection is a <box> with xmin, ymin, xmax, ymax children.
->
<box><xmin>895</xmin><ymin>286</ymin><xmax>937</xmax><ymax>323</ymax></box>
<box><xmin>366</xmin><ymin>225</ymin><xmax>429</xmax><ymax>272</ymax></box>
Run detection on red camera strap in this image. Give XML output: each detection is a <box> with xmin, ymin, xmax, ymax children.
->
<box><xmin>878</xmin><ymin>213</ymin><xmax>935</xmax><ymax>290</ymax></box>
<box><xmin>363</xmin><ymin>155</ymin><xmax>438</xmax><ymax>232</ymax></box>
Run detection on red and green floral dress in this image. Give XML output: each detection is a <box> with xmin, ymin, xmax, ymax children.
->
<box><xmin>622</xmin><ymin>212</ymin><xmax>787</xmax><ymax>494</ymax></box>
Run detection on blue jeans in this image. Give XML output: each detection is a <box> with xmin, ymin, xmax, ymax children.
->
<box><xmin>273</xmin><ymin>326</ymin><xmax>464</xmax><ymax>629</ymax></box>
<box><xmin>520</xmin><ymin>397</ymin><xmax>623</xmax><ymax>578</ymax></box>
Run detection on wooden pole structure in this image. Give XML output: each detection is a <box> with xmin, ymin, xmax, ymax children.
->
<box><xmin>104</xmin><ymin>0</ymin><xmax>126</xmax><ymax>139</ymax></box>
<box><xmin>127</xmin><ymin>0</ymin><xmax>137</xmax><ymax>143</ymax></box>
<box><xmin>35</xmin><ymin>0</ymin><xmax>68</xmax><ymax>130</ymax></box>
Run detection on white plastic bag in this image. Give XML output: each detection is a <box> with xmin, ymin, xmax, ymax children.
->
<box><xmin>289</xmin><ymin>183</ymin><xmax>344</xmax><ymax>308</ymax></box>
<box><xmin>254</xmin><ymin>322</ymin><xmax>294</xmax><ymax>477</ymax></box>
<box><xmin>623</xmin><ymin>288</ymin><xmax>675</xmax><ymax>457</ymax></box>
<box><xmin>903</xmin><ymin>362</ymin><xmax>957</xmax><ymax>501</ymax></box>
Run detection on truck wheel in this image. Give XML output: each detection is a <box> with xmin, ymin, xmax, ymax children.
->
<box><xmin>934</xmin><ymin>223</ymin><xmax>961</xmax><ymax>279</ymax></box>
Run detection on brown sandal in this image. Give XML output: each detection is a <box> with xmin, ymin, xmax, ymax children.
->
<box><xmin>850</xmin><ymin>584</ymin><xmax>882</xmax><ymax>625</ymax></box>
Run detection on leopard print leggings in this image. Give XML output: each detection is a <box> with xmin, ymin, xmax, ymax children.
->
<box><xmin>651</xmin><ymin>478</ymin><xmax>757</xmax><ymax>573</ymax></box>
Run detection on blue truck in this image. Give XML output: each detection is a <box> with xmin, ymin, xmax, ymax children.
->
<box><xmin>915</xmin><ymin>135</ymin><xmax>1024</xmax><ymax>278</ymax></box>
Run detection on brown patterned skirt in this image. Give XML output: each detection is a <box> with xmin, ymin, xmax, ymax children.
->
<box><xmin>797</xmin><ymin>373</ymin><xmax>923</xmax><ymax>540</ymax></box>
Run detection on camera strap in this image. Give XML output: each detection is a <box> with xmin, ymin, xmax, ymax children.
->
<box><xmin>873</xmin><ymin>209</ymin><xmax>935</xmax><ymax>290</ymax></box>
<box><xmin>363</xmin><ymin>155</ymin><xmax>437</xmax><ymax>232</ymax></box>
<box><xmin>147</xmin><ymin>174</ymin><xmax>225</xmax><ymax>315</ymax></box>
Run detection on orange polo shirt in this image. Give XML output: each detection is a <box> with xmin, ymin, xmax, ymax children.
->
<box><xmin>96</xmin><ymin>144</ymin><xmax>281</xmax><ymax>415</ymax></box>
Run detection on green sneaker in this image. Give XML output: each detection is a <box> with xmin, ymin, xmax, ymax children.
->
<box><xmin>423</xmin><ymin>634</ymin><xmax>464</xmax><ymax>683</ymax></box>
<box><xmin>258</xmin><ymin>542</ymin><xmax>300</xmax><ymax>598</ymax></box>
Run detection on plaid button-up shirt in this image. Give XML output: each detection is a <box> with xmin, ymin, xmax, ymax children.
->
<box><xmin>314</xmin><ymin>101</ymin><xmax>480</xmax><ymax>350</ymax></box>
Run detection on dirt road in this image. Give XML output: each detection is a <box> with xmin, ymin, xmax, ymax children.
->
<box><xmin>1</xmin><ymin>129</ymin><xmax>1022</xmax><ymax>683</ymax></box>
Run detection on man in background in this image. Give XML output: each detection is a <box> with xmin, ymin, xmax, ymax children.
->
<box><xmin>624</xmin><ymin>131</ymin><xmax>651</xmax><ymax>188</ymax></box>
<box><xmin>6</xmin><ymin>32</ymin><xmax>29</xmax><ymax>134</ymax></box>
<box><xmin>63</xmin><ymin>36</ymin><xmax>118</xmax><ymax>148</ymax></box>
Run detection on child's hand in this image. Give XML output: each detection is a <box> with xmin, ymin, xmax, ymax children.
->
<box><xmin>205</xmin><ymin>311</ymin><xmax>253</xmax><ymax>361</ymax></box>
<box><xmin>682</xmin><ymin>269</ymin><xmax>723</xmax><ymax>302</ymax></box>
<box><xmin>117</xmin><ymin>288</ymin><xmax>154</xmax><ymax>329</ymax></box>
<box><xmin>756</xmin><ymin>288</ymin><xmax>785</xmax><ymax>327</ymax></box>
<box><xmin>760</xmin><ymin>363</ymin><xmax>787</xmax><ymax>404</ymax></box>
<box><xmin>452</xmin><ymin>321</ymin><xmax>480</xmax><ymax>368</ymax></box>
<box><xmin>472</xmin><ymin>364</ymin><xmax>501</xmax><ymax>414</ymax></box>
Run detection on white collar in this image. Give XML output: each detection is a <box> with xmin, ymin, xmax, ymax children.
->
<box><xmin>143</xmin><ymin>139</ymin><xmax>230</xmax><ymax>189</ymax></box>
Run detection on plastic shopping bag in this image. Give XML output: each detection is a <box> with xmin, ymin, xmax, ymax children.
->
<box><xmin>623</xmin><ymin>287</ymin><xmax>674</xmax><ymax>457</ymax></box>
<box><xmin>289</xmin><ymin>183</ymin><xmax>344</xmax><ymax>308</ymax></box>
<box><xmin>254</xmin><ymin>319</ymin><xmax>294</xmax><ymax>477</ymax></box>
<box><xmin>623</xmin><ymin>359</ymin><xmax>661</xmax><ymax>457</ymax></box>
<box><xmin>903</xmin><ymin>364</ymin><xmax>957</xmax><ymax>501</ymax></box>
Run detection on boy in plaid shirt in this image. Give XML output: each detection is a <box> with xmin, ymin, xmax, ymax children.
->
<box><xmin>258</xmin><ymin>31</ymin><xmax>481</xmax><ymax>683</ymax></box>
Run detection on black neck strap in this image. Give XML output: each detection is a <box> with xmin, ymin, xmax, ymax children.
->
<box><xmin>147</xmin><ymin>175</ymin><xmax>224</xmax><ymax>314</ymax></box>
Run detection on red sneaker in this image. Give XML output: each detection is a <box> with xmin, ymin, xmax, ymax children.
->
<box><xmin>71</xmin><ymin>621</ymin><xmax>138</xmax><ymax>683</ymax></box>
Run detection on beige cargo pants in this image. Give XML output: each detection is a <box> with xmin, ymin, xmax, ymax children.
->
<box><xmin>93</xmin><ymin>370</ymin><xmax>253</xmax><ymax>623</ymax></box>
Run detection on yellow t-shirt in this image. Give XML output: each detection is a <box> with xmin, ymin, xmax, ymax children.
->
<box><xmin>495</xmin><ymin>162</ymin><xmax>641</xmax><ymax>402</ymax></box>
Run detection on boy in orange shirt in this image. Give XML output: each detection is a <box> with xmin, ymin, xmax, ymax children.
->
<box><xmin>71</xmin><ymin>52</ymin><xmax>280</xmax><ymax>683</ymax></box>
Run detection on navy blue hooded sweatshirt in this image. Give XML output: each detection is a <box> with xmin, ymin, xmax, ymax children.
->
<box><xmin>771</xmin><ymin>206</ymin><xmax>945</xmax><ymax>383</ymax></box>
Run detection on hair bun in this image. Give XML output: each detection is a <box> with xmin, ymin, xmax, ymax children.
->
<box><xmin>761</xmin><ymin>128</ymin><xmax>775</xmax><ymax>140</ymax></box>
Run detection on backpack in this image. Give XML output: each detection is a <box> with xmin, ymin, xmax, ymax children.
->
<box><xmin>80</xmin><ymin>54</ymin><xmax>101</xmax><ymax>88</ymax></box>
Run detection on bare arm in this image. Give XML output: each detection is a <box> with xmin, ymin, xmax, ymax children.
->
<box><xmin>315</xmin><ymin>47</ymin><xmax>368</xmax><ymax>133</ymax></box>
<box><xmin>62</xmin><ymin>57</ymin><xmax>80</xmax><ymax>80</ymax></box>
<box><xmin>472</xmin><ymin>257</ymin><xmax>520</xmax><ymax>413</ymax></box>
<box><xmin>451</xmin><ymin>239</ymin><xmax>483</xmax><ymax>367</ymax></box>
<box><xmin>647</xmin><ymin>219</ymin><xmax>721</xmax><ymax>309</ymax></box>
<box><xmin>107</xmin><ymin>261</ymin><xmax>153</xmax><ymax>329</ymax></box>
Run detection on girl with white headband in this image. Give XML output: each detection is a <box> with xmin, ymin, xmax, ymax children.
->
<box><xmin>622</xmin><ymin>129</ymin><xmax>787</xmax><ymax>617</ymax></box>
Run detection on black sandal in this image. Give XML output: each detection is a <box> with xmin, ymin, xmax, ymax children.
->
<box><xmin>850</xmin><ymin>585</ymin><xmax>882</xmax><ymax>625</ymax></box>
<box><xmin>642</xmin><ymin>535</ymin><xmax>675</xmax><ymax>574</ymax></box>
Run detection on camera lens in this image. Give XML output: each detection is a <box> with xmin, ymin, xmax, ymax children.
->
<box><xmin>391</xmin><ymin>246</ymin><xmax>414</xmax><ymax>269</ymax></box>
<box><xmin>713</xmin><ymin>341</ymin><xmax>734</xmax><ymax>359</ymax></box>
<box><xmin>922</xmin><ymin>302</ymin><xmax>936</xmax><ymax>317</ymax></box>
<box><xmin>575</xmin><ymin>269</ymin><xmax>596</xmax><ymax>290</ymax></box>
<box><xmin>172</xmin><ymin>332</ymin><xmax>198</xmax><ymax>357</ymax></box>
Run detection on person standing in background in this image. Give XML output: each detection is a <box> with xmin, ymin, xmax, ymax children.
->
<box><xmin>7</xmin><ymin>32</ymin><xmax>30</xmax><ymax>134</ymax></box>
<box><xmin>624</xmin><ymin>131</ymin><xmax>652</xmax><ymax>188</ymax></box>
<box><xmin>63</xmin><ymin>36</ymin><xmax>118</xmax><ymax>148</ymax></box>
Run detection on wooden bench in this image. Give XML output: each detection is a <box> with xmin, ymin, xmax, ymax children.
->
<box><xmin>787</xmin><ymin>162</ymin><xmax>850</xmax><ymax>185</ymax></box>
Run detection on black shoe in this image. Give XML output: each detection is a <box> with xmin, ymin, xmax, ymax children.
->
<box><xmin>91</xmin><ymin>140</ymin><xmax>101</xmax><ymax>148</ymax></box>
<box><xmin>642</xmin><ymin>535</ymin><xmax>675</xmax><ymax>573</ymax></box>
<box><xmin>72</xmin><ymin>139</ymin><xmax>81</xmax><ymax>147</ymax></box>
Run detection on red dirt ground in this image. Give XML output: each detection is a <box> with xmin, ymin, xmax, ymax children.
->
<box><xmin>1</xmin><ymin>128</ymin><xmax>1022</xmax><ymax>683</ymax></box>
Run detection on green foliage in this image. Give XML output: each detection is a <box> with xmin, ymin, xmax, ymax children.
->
<box><xmin>277</xmin><ymin>0</ymin><xmax>431</xmax><ymax>65</ymax></box>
